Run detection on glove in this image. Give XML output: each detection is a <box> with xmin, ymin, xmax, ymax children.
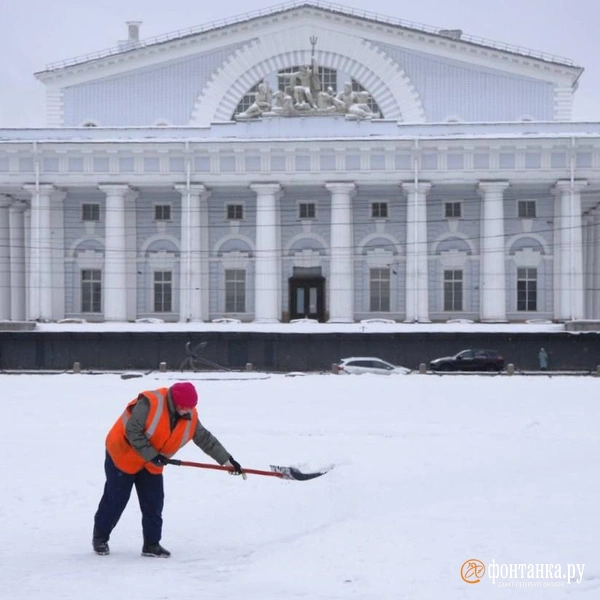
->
<box><xmin>226</xmin><ymin>456</ymin><xmax>247</xmax><ymax>480</ymax></box>
<box><xmin>151</xmin><ymin>454</ymin><xmax>169</xmax><ymax>466</ymax></box>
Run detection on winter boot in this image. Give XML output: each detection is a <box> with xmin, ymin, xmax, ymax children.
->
<box><xmin>142</xmin><ymin>542</ymin><xmax>171</xmax><ymax>558</ymax></box>
<box><xmin>92</xmin><ymin>538</ymin><xmax>110</xmax><ymax>555</ymax></box>
<box><xmin>92</xmin><ymin>527</ymin><xmax>110</xmax><ymax>555</ymax></box>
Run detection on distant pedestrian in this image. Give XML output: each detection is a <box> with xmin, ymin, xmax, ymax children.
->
<box><xmin>538</xmin><ymin>347</ymin><xmax>548</xmax><ymax>371</ymax></box>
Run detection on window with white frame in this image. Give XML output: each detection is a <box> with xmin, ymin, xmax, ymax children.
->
<box><xmin>518</xmin><ymin>200</ymin><xmax>536</xmax><ymax>218</ymax></box>
<box><xmin>234</xmin><ymin>82</ymin><xmax>260</xmax><ymax>117</ymax></box>
<box><xmin>369</xmin><ymin>267</ymin><xmax>390</xmax><ymax>311</ymax></box>
<box><xmin>153</xmin><ymin>271</ymin><xmax>172</xmax><ymax>312</ymax></box>
<box><xmin>225</xmin><ymin>269</ymin><xmax>246</xmax><ymax>312</ymax></box>
<box><xmin>444</xmin><ymin>202</ymin><xmax>461</xmax><ymax>219</ymax></box>
<box><xmin>81</xmin><ymin>269</ymin><xmax>101</xmax><ymax>313</ymax></box>
<box><xmin>299</xmin><ymin>202</ymin><xmax>316</xmax><ymax>219</ymax></box>
<box><xmin>226</xmin><ymin>204</ymin><xmax>244</xmax><ymax>220</ymax></box>
<box><xmin>154</xmin><ymin>204</ymin><xmax>171</xmax><ymax>221</ymax></box>
<box><xmin>517</xmin><ymin>268</ymin><xmax>537</xmax><ymax>311</ymax></box>
<box><xmin>371</xmin><ymin>202</ymin><xmax>388</xmax><ymax>219</ymax></box>
<box><xmin>82</xmin><ymin>203</ymin><xmax>100</xmax><ymax>222</ymax></box>
<box><xmin>444</xmin><ymin>270</ymin><xmax>463</xmax><ymax>311</ymax></box>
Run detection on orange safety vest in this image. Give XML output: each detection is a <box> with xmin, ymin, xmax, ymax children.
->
<box><xmin>105</xmin><ymin>387</ymin><xmax>198</xmax><ymax>475</ymax></box>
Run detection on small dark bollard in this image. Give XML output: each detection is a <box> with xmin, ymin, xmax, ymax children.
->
<box><xmin>332</xmin><ymin>363</ymin><xmax>340</xmax><ymax>374</ymax></box>
<box><xmin>73</xmin><ymin>362</ymin><xmax>81</xmax><ymax>373</ymax></box>
<box><xmin>506</xmin><ymin>363</ymin><xmax>515</xmax><ymax>376</ymax></box>
<box><xmin>419</xmin><ymin>363</ymin><xmax>427</xmax><ymax>374</ymax></box>
<box><xmin>159</xmin><ymin>362</ymin><xmax>167</xmax><ymax>373</ymax></box>
<box><xmin>245</xmin><ymin>362</ymin><xmax>253</xmax><ymax>371</ymax></box>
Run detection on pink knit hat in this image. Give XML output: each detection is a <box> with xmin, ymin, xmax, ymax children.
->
<box><xmin>170</xmin><ymin>382</ymin><xmax>198</xmax><ymax>408</ymax></box>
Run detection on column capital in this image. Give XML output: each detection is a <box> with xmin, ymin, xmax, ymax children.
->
<box><xmin>22</xmin><ymin>184</ymin><xmax>66</xmax><ymax>202</ymax></box>
<box><xmin>401</xmin><ymin>182</ymin><xmax>432</xmax><ymax>194</ymax></box>
<box><xmin>174</xmin><ymin>184</ymin><xmax>211</xmax><ymax>199</ymax></box>
<box><xmin>9</xmin><ymin>200</ymin><xmax>28</xmax><ymax>213</ymax></box>
<box><xmin>250</xmin><ymin>182</ymin><xmax>282</xmax><ymax>196</ymax></box>
<box><xmin>98</xmin><ymin>184</ymin><xmax>131</xmax><ymax>196</ymax></box>
<box><xmin>554</xmin><ymin>179</ymin><xmax>588</xmax><ymax>193</ymax></box>
<box><xmin>325</xmin><ymin>182</ymin><xmax>356</xmax><ymax>196</ymax></box>
<box><xmin>23</xmin><ymin>184</ymin><xmax>59</xmax><ymax>196</ymax></box>
<box><xmin>478</xmin><ymin>180</ymin><xmax>510</xmax><ymax>195</ymax></box>
<box><xmin>0</xmin><ymin>194</ymin><xmax>12</xmax><ymax>209</ymax></box>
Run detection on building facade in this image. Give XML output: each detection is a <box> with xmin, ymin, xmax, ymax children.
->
<box><xmin>1</xmin><ymin>1</ymin><xmax>599</xmax><ymax>323</ymax></box>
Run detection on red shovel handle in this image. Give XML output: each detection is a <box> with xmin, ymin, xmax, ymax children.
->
<box><xmin>167</xmin><ymin>459</ymin><xmax>284</xmax><ymax>478</ymax></box>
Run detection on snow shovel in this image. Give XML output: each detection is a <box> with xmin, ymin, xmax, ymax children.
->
<box><xmin>166</xmin><ymin>459</ymin><xmax>327</xmax><ymax>481</ymax></box>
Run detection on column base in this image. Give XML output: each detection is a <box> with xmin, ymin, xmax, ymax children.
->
<box><xmin>254</xmin><ymin>318</ymin><xmax>280</xmax><ymax>324</ymax></box>
<box><xmin>480</xmin><ymin>319</ymin><xmax>508</xmax><ymax>323</ymax></box>
<box><xmin>327</xmin><ymin>318</ymin><xmax>355</xmax><ymax>324</ymax></box>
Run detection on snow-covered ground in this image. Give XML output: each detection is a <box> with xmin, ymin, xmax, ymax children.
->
<box><xmin>1</xmin><ymin>371</ymin><xmax>598</xmax><ymax>599</ymax></box>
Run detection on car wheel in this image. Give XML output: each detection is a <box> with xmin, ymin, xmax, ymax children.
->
<box><xmin>439</xmin><ymin>363</ymin><xmax>453</xmax><ymax>372</ymax></box>
<box><xmin>486</xmin><ymin>364</ymin><xmax>499</xmax><ymax>372</ymax></box>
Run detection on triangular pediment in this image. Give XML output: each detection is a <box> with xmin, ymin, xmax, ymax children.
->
<box><xmin>35</xmin><ymin>1</ymin><xmax>583</xmax><ymax>127</ymax></box>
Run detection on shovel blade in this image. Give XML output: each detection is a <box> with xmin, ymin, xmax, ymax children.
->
<box><xmin>269</xmin><ymin>465</ymin><xmax>327</xmax><ymax>481</ymax></box>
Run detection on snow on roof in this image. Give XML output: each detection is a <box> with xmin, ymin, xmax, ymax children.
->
<box><xmin>3</xmin><ymin>120</ymin><xmax>600</xmax><ymax>143</ymax></box>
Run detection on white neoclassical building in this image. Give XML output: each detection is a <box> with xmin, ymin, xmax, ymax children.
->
<box><xmin>1</xmin><ymin>1</ymin><xmax>599</xmax><ymax>324</ymax></box>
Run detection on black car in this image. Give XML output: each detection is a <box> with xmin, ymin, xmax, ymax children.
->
<box><xmin>429</xmin><ymin>349</ymin><xmax>505</xmax><ymax>372</ymax></box>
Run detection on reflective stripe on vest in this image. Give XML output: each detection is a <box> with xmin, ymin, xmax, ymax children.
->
<box><xmin>106</xmin><ymin>387</ymin><xmax>197</xmax><ymax>474</ymax></box>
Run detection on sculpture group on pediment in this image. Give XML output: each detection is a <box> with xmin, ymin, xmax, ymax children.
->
<box><xmin>235</xmin><ymin>60</ymin><xmax>379</xmax><ymax>121</ymax></box>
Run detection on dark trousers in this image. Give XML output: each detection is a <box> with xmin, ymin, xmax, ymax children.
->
<box><xmin>93</xmin><ymin>452</ymin><xmax>164</xmax><ymax>544</ymax></box>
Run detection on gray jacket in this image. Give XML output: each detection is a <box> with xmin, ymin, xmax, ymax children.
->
<box><xmin>125</xmin><ymin>391</ymin><xmax>231</xmax><ymax>466</ymax></box>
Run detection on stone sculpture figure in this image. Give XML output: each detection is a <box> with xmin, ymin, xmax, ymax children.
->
<box><xmin>234</xmin><ymin>70</ymin><xmax>377</xmax><ymax>120</ymax></box>
<box><xmin>235</xmin><ymin>81</ymin><xmax>273</xmax><ymax>120</ymax></box>
<box><xmin>346</xmin><ymin>91</ymin><xmax>375</xmax><ymax>120</ymax></box>
<box><xmin>281</xmin><ymin>58</ymin><xmax>320</xmax><ymax>109</ymax></box>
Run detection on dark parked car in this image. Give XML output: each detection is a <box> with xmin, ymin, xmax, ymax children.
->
<box><xmin>429</xmin><ymin>349</ymin><xmax>505</xmax><ymax>372</ymax></box>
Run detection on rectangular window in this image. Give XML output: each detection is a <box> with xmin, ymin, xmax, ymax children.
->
<box><xmin>225</xmin><ymin>269</ymin><xmax>246</xmax><ymax>313</ymax></box>
<box><xmin>518</xmin><ymin>200</ymin><xmax>536</xmax><ymax>218</ymax></box>
<box><xmin>517</xmin><ymin>268</ymin><xmax>537</xmax><ymax>311</ymax></box>
<box><xmin>82</xmin><ymin>203</ymin><xmax>100</xmax><ymax>222</ymax></box>
<box><xmin>153</xmin><ymin>271</ymin><xmax>172</xmax><ymax>312</ymax></box>
<box><xmin>154</xmin><ymin>204</ymin><xmax>171</xmax><ymax>221</ymax></box>
<box><xmin>226</xmin><ymin>204</ymin><xmax>244</xmax><ymax>220</ymax></box>
<box><xmin>444</xmin><ymin>202</ymin><xmax>461</xmax><ymax>219</ymax></box>
<box><xmin>444</xmin><ymin>270</ymin><xmax>463</xmax><ymax>311</ymax></box>
<box><xmin>299</xmin><ymin>203</ymin><xmax>316</xmax><ymax>219</ymax></box>
<box><xmin>369</xmin><ymin>267</ymin><xmax>390</xmax><ymax>312</ymax></box>
<box><xmin>371</xmin><ymin>202</ymin><xmax>389</xmax><ymax>219</ymax></box>
<box><xmin>81</xmin><ymin>269</ymin><xmax>101</xmax><ymax>313</ymax></box>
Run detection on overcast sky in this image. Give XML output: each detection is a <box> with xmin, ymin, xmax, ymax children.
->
<box><xmin>1</xmin><ymin>0</ymin><xmax>598</xmax><ymax>127</ymax></box>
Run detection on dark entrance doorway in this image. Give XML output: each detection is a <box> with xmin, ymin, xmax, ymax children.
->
<box><xmin>289</xmin><ymin>270</ymin><xmax>325</xmax><ymax>322</ymax></box>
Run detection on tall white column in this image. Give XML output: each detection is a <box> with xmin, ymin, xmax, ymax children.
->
<box><xmin>99</xmin><ymin>185</ymin><xmax>130</xmax><ymax>321</ymax></box>
<box><xmin>251</xmin><ymin>183</ymin><xmax>281</xmax><ymax>323</ymax></box>
<box><xmin>176</xmin><ymin>184</ymin><xmax>210</xmax><ymax>322</ymax></box>
<box><xmin>594</xmin><ymin>209</ymin><xmax>600</xmax><ymax>319</ymax></box>
<box><xmin>478</xmin><ymin>181</ymin><xmax>510</xmax><ymax>322</ymax></box>
<box><xmin>326</xmin><ymin>182</ymin><xmax>356</xmax><ymax>323</ymax></box>
<box><xmin>555</xmin><ymin>180</ymin><xmax>587</xmax><ymax>321</ymax></box>
<box><xmin>0</xmin><ymin>196</ymin><xmax>11</xmax><ymax>320</ymax></box>
<box><xmin>403</xmin><ymin>182</ymin><xmax>431</xmax><ymax>322</ymax></box>
<box><xmin>584</xmin><ymin>212</ymin><xmax>594</xmax><ymax>318</ymax></box>
<box><xmin>23</xmin><ymin>184</ymin><xmax>56</xmax><ymax>321</ymax></box>
<box><xmin>9</xmin><ymin>201</ymin><xmax>27</xmax><ymax>321</ymax></box>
